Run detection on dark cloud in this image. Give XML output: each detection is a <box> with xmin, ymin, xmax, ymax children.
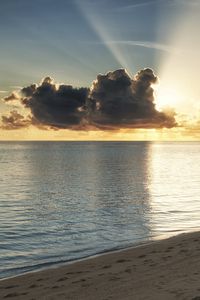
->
<box><xmin>88</xmin><ymin>68</ymin><xmax>177</xmax><ymax>129</ymax></box>
<box><xmin>1</xmin><ymin>69</ymin><xmax>177</xmax><ymax>130</ymax></box>
<box><xmin>21</xmin><ymin>84</ymin><xmax>37</xmax><ymax>97</ymax></box>
<box><xmin>21</xmin><ymin>77</ymin><xmax>89</xmax><ymax>129</ymax></box>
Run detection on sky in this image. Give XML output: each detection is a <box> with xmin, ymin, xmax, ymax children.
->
<box><xmin>1</xmin><ymin>0</ymin><xmax>200</xmax><ymax>140</ymax></box>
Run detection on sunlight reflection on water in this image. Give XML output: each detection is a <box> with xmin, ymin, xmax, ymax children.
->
<box><xmin>0</xmin><ymin>141</ymin><xmax>200</xmax><ymax>278</ymax></box>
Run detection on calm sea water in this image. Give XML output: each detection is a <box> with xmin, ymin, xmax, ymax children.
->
<box><xmin>0</xmin><ymin>141</ymin><xmax>200</xmax><ymax>279</ymax></box>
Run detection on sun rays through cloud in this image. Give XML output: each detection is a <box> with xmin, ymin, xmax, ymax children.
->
<box><xmin>75</xmin><ymin>0</ymin><xmax>200</xmax><ymax>126</ymax></box>
<box><xmin>1</xmin><ymin>0</ymin><xmax>200</xmax><ymax>140</ymax></box>
<box><xmin>156</xmin><ymin>2</ymin><xmax>200</xmax><ymax>118</ymax></box>
<box><xmin>75</xmin><ymin>0</ymin><xmax>135</xmax><ymax>74</ymax></box>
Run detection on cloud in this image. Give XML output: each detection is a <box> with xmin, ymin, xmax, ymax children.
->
<box><xmin>10</xmin><ymin>86</ymin><xmax>23</xmax><ymax>90</ymax></box>
<box><xmin>3</xmin><ymin>92</ymin><xmax>19</xmax><ymax>102</ymax></box>
<box><xmin>1</xmin><ymin>110</ymin><xmax>31</xmax><ymax>130</ymax></box>
<box><xmin>95</xmin><ymin>40</ymin><xmax>180</xmax><ymax>54</ymax></box>
<box><xmin>21</xmin><ymin>84</ymin><xmax>37</xmax><ymax>97</ymax></box>
<box><xmin>115</xmin><ymin>0</ymin><xmax>165</xmax><ymax>11</ymax></box>
<box><xmin>1</xmin><ymin>69</ymin><xmax>177</xmax><ymax>130</ymax></box>
<box><xmin>88</xmin><ymin>68</ymin><xmax>176</xmax><ymax>129</ymax></box>
<box><xmin>20</xmin><ymin>77</ymin><xmax>89</xmax><ymax>129</ymax></box>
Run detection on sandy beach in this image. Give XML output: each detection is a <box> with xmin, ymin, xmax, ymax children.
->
<box><xmin>0</xmin><ymin>231</ymin><xmax>200</xmax><ymax>300</ymax></box>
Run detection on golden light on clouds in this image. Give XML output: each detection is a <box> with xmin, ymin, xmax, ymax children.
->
<box><xmin>1</xmin><ymin>2</ymin><xmax>200</xmax><ymax>140</ymax></box>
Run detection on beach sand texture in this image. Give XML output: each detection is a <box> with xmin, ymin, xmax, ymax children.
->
<box><xmin>0</xmin><ymin>231</ymin><xmax>200</xmax><ymax>300</ymax></box>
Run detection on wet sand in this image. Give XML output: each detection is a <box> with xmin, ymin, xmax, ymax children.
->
<box><xmin>0</xmin><ymin>231</ymin><xmax>200</xmax><ymax>300</ymax></box>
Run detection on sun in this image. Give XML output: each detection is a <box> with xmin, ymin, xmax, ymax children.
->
<box><xmin>154</xmin><ymin>83</ymin><xmax>182</xmax><ymax>111</ymax></box>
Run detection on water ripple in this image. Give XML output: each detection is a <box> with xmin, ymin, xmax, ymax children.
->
<box><xmin>0</xmin><ymin>141</ymin><xmax>200</xmax><ymax>279</ymax></box>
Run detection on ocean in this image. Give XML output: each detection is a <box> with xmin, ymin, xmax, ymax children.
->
<box><xmin>0</xmin><ymin>141</ymin><xmax>200</xmax><ymax>279</ymax></box>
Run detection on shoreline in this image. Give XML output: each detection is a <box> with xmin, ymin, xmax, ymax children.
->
<box><xmin>0</xmin><ymin>231</ymin><xmax>174</xmax><ymax>282</ymax></box>
<box><xmin>1</xmin><ymin>231</ymin><xmax>200</xmax><ymax>299</ymax></box>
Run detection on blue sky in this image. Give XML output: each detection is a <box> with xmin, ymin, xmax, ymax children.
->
<box><xmin>1</xmin><ymin>0</ymin><xmax>200</xmax><ymax>140</ymax></box>
<box><xmin>0</xmin><ymin>0</ymin><xmax>185</xmax><ymax>92</ymax></box>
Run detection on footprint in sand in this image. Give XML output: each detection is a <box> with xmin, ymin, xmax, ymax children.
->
<box><xmin>72</xmin><ymin>279</ymin><xmax>86</xmax><ymax>284</ymax></box>
<box><xmin>116</xmin><ymin>259</ymin><xmax>130</xmax><ymax>263</ymax></box>
<box><xmin>144</xmin><ymin>259</ymin><xmax>151</xmax><ymax>263</ymax></box>
<box><xmin>57</xmin><ymin>277</ymin><xmax>68</xmax><ymax>282</ymax></box>
<box><xmin>4</xmin><ymin>293</ymin><xmax>19</xmax><ymax>298</ymax></box>
<box><xmin>180</xmin><ymin>249</ymin><xmax>188</xmax><ymax>253</ymax></box>
<box><xmin>149</xmin><ymin>263</ymin><xmax>157</xmax><ymax>267</ymax></box>
<box><xmin>124</xmin><ymin>268</ymin><xmax>131</xmax><ymax>273</ymax></box>
<box><xmin>167</xmin><ymin>246</ymin><xmax>174</xmax><ymax>250</ymax></box>
<box><xmin>76</xmin><ymin>271</ymin><xmax>83</xmax><ymax>274</ymax></box>
<box><xmin>4</xmin><ymin>286</ymin><xmax>18</xmax><ymax>290</ymax></box>
<box><xmin>138</xmin><ymin>254</ymin><xmax>146</xmax><ymax>258</ymax></box>
<box><xmin>82</xmin><ymin>283</ymin><xmax>91</xmax><ymax>287</ymax></box>
<box><xmin>109</xmin><ymin>277</ymin><xmax>121</xmax><ymax>281</ymax></box>
<box><xmin>65</xmin><ymin>272</ymin><xmax>74</xmax><ymax>275</ymax></box>
<box><xmin>29</xmin><ymin>284</ymin><xmax>38</xmax><ymax>289</ymax></box>
<box><xmin>102</xmin><ymin>265</ymin><xmax>112</xmax><ymax>269</ymax></box>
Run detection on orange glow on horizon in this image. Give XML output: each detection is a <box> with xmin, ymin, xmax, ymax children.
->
<box><xmin>0</xmin><ymin>126</ymin><xmax>200</xmax><ymax>141</ymax></box>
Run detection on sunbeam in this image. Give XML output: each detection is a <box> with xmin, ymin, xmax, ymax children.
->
<box><xmin>156</xmin><ymin>2</ymin><xmax>200</xmax><ymax>118</ymax></box>
<box><xmin>1</xmin><ymin>0</ymin><xmax>200</xmax><ymax>140</ymax></box>
<box><xmin>75</xmin><ymin>0</ymin><xmax>136</xmax><ymax>74</ymax></box>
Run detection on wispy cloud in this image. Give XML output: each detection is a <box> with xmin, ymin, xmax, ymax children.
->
<box><xmin>115</xmin><ymin>0</ymin><xmax>166</xmax><ymax>11</ymax></box>
<box><xmin>10</xmin><ymin>86</ymin><xmax>23</xmax><ymax>90</ymax></box>
<box><xmin>172</xmin><ymin>0</ymin><xmax>200</xmax><ymax>6</ymax></box>
<box><xmin>90</xmin><ymin>40</ymin><xmax>180</xmax><ymax>54</ymax></box>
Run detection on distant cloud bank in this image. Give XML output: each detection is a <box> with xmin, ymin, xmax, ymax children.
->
<box><xmin>1</xmin><ymin>68</ymin><xmax>177</xmax><ymax>130</ymax></box>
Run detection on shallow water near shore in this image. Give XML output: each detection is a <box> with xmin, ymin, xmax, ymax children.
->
<box><xmin>0</xmin><ymin>141</ymin><xmax>200</xmax><ymax>279</ymax></box>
